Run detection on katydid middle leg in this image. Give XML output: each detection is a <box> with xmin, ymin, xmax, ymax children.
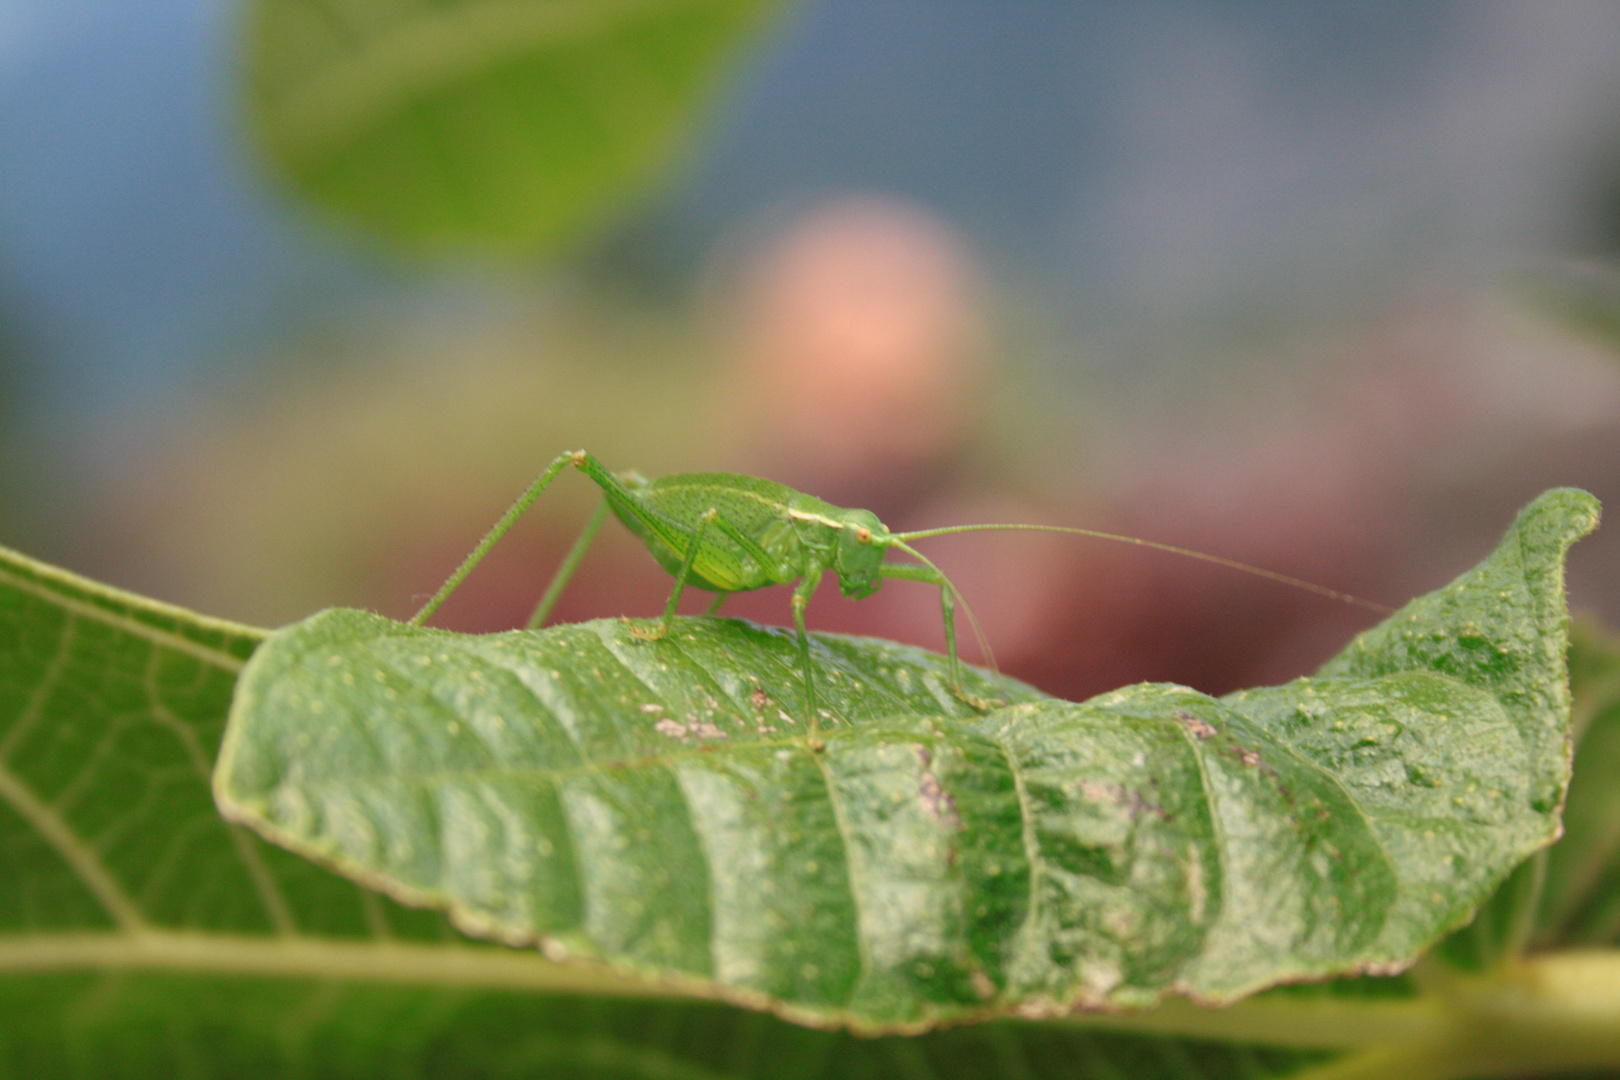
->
<box><xmin>526</xmin><ymin>499</ymin><xmax>611</xmax><ymax>629</ymax></box>
<box><xmin>628</xmin><ymin>508</ymin><xmax>716</xmax><ymax>642</ymax></box>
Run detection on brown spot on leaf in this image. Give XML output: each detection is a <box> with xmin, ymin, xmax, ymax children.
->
<box><xmin>1177</xmin><ymin>710</ymin><xmax>1218</xmax><ymax>739</ymax></box>
<box><xmin>915</xmin><ymin>746</ymin><xmax>961</xmax><ymax>828</ymax></box>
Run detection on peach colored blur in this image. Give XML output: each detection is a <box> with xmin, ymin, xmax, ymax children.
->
<box><xmin>720</xmin><ymin>197</ymin><xmax>988</xmax><ymax>507</ymax></box>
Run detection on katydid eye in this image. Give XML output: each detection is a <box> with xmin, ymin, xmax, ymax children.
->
<box><xmin>856</xmin><ymin>528</ymin><xmax>872</xmax><ymax>544</ymax></box>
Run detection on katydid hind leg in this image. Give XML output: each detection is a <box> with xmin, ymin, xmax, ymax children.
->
<box><xmin>526</xmin><ymin>498</ymin><xmax>610</xmax><ymax>629</ymax></box>
<box><xmin>706</xmin><ymin>510</ymin><xmax>785</xmax><ymax>584</ymax></box>
<box><xmin>411</xmin><ymin>450</ymin><xmax>583</xmax><ymax>626</ymax></box>
<box><xmin>568</xmin><ymin>451</ymin><xmax>688</xmax><ymax>551</ymax></box>
<box><xmin>572</xmin><ymin>452</ymin><xmax>779</xmax><ymax>588</ymax></box>
<box><xmin>704</xmin><ymin>591</ymin><xmax>730</xmax><ymax>616</ymax></box>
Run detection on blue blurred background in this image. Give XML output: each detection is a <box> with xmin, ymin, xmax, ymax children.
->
<box><xmin>4</xmin><ymin>0</ymin><xmax>1620</xmax><ymax>698</ymax></box>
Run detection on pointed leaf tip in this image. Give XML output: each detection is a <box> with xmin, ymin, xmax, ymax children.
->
<box><xmin>1317</xmin><ymin>487</ymin><xmax>1599</xmax><ymax>813</ymax></box>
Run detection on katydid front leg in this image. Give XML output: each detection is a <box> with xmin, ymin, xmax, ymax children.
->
<box><xmin>880</xmin><ymin>561</ymin><xmax>1000</xmax><ymax>710</ymax></box>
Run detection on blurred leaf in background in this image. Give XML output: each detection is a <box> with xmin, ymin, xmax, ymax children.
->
<box><xmin>247</xmin><ymin>0</ymin><xmax>780</xmax><ymax>250</ymax></box>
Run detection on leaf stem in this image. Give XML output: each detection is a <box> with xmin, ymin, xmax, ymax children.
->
<box><xmin>1052</xmin><ymin>949</ymin><xmax>1620</xmax><ymax>1074</ymax></box>
<box><xmin>1281</xmin><ymin>1044</ymin><xmax>1463</xmax><ymax>1080</ymax></box>
<box><xmin>5</xmin><ymin>931</ymin><xmax>1618</xmax><ymax>1073</ymax></box>
<box><xmin>1049</xmin><ymin>992</ymin><xmax>1448</xmax><ymax>1050</ymax></box>
<box><xmin>0</xmin><ymin>930</ymin><xmax>685</xmax><ymax>999</ymax></box>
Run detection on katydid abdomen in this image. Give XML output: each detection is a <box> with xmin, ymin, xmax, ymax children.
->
<box><xmin>609</xmin><ymin>472</ymin><xmax>813</xmax><ymax>594</ymax></box>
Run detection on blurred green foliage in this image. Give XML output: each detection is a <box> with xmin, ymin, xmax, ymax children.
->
<box><xmin>247</xmin><ymin>0</ymin><xmax>779</xmax><ymax>250</ymax></box>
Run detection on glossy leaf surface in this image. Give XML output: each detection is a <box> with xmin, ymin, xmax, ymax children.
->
<box><xmin>216</xmin><ymin>489</ymin><xmax>1600</xmax><ymax>1031</ymax></box>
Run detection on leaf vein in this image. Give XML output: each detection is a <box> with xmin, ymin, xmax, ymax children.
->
<box><xmin>142</xmin><ymin>650</ymin><xmax>301</xmax><ymax>936</ymax></box>
<box><xmin>0</xmin><ymin>757</ymin><xmax>147</xmax><ymax>932</ymax></box>
<box><xmin>810</xmin><ymin>750</ymin><xmax>870</xmax><ymax>1008</ymax></box>
<box><xmin>0</xmin><ymin>614</ymin><xmax>77</xmax><ymax>760</ymax></box>
<box><xmin>454</xmin><ymin>642</ymin><xmax>595</xmax><ymax>765</ymax></box>
<box><xmin>996</xmin><ymin>731</ymin><xmax>1044</xmax><ymax>973</ymax></box>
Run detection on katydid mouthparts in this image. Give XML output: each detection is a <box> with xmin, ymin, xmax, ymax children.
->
<box><xmin>410</xmin><ymin>450</ymin><xmax>1390</xmax><ymax>748</ymax></box>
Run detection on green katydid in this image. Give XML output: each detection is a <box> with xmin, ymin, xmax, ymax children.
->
<box><xmin>410</xmin><ymin>450</ymin><xmax>1388</xmax><ymax>746</ymax></box>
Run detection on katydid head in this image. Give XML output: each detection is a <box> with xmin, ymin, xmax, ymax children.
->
<box><xmin>833</xmin><ymin>508</ymin><xmax>891</xmax><ymax>599</ymax></box>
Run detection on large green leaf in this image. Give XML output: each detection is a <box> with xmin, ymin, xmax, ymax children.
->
<box><xmin>245</xmin><ymin>0</ymin><xmax>778</xmax><ymax>250</ymax></box>
<box><xmin>0</xmin><ymin>545</ymin><xmax>1342</xmax><ymax>1076</ymax></box>
<box><xmin>215</xmin><ymin>488</ymin><xmax>1600</xmax><ymax>1032</ymax></box>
